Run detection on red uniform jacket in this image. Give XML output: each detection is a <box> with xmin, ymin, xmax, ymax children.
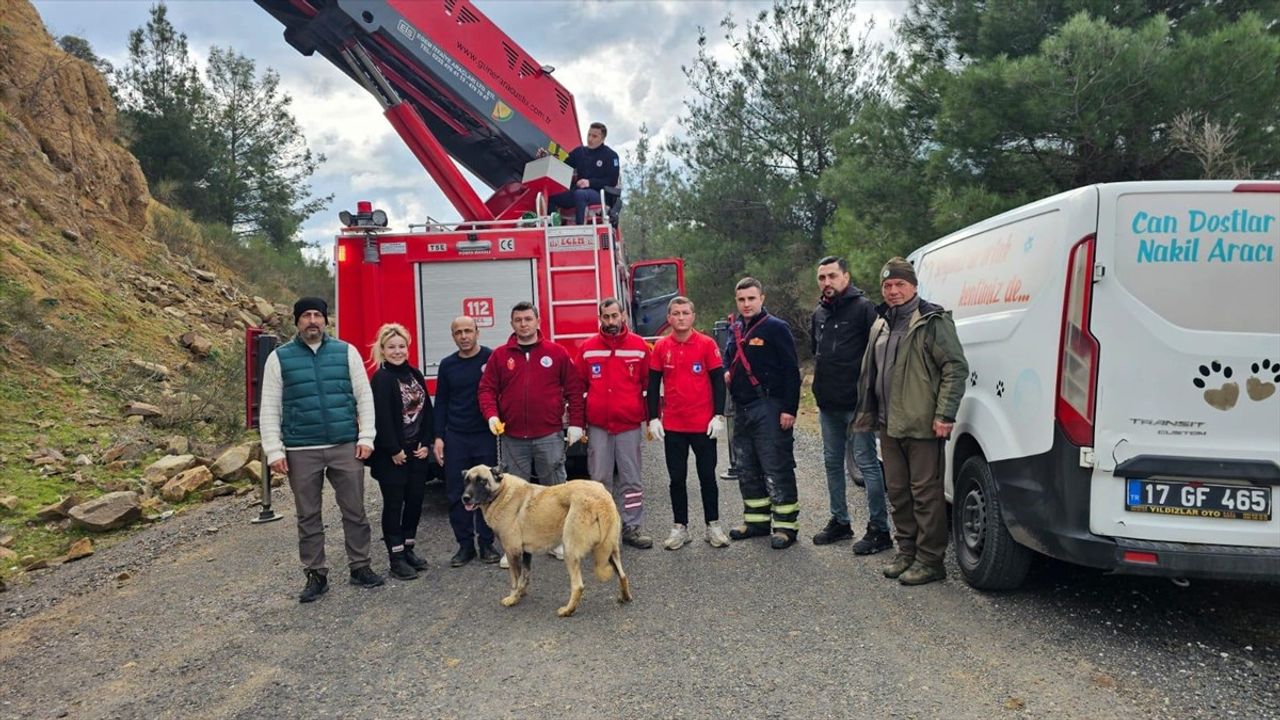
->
<box><xmin>478</xmin><ymin>333</ymin><xmax>585</xmax><ymax>439</ymax></box>
<box><xmin>575</xmin><ymin>326</ymin><xmax>650</xmax><ymax>434</ymax></box>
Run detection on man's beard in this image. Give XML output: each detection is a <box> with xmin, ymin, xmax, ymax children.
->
<box><xmin>602</xmin><ymin>324</ymin><xmax>621</xmax><ymax>335</ymax></box>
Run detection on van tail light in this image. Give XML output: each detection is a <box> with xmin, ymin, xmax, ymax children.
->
<box><xmin>1123</xmin><ymin>550</ymin><xmax>1159</xmax><ymax>566</ymax></box>
<box><xmin>1056</xmin><ymin>233</ymin><xmax>1099</xmax><ymax>447</ymax></box>
<box><xmin>1233</xmin><ymin>182</ymin><xmax>1279</xmax><ymax>193</ymax></box>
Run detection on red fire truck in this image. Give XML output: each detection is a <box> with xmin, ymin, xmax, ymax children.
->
<box><xmin>249</xmin><ymin>0</ymin><xmax>684</xmax><ymax>400</ymax></box>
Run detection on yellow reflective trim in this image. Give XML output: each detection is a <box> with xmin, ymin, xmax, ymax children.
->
<box><xmin>772</xmin><ymin>503</ymin><xmax>799</xmax><ymax>514</ymax></box>
<box><xmin>743</xmin><ymin>513</ymin><xmax>772</xmax><ymax>523</ymax></box>
<box><xmin>743</xmin><ymin>498</ymin><xmax>772</xmax><ymax>508</ymax></box>
<box><xmin>772</xmin><ymin>521</ymin><xmax>799</xmax><ymax>530</ymax></box>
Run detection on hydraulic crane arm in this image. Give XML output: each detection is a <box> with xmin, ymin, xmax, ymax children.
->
<box><xmin>256</xmin><ymin>0</ymin><xmax>584</xmax><ymax>221</ymax></box>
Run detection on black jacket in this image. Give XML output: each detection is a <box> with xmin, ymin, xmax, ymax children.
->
<box><xmin>723</xmin><ymin>310</ymin><xmax>801</xmax><ymax>414</ymax></box>
<box><xmin>565</xmin><ymin>144</ymin><xmax>620</xmax><ymax>190</ymax></box>
<box><xmin>367</xmin><ymin>362</ymin><xmax>433</xmax><ymax>479</ymax></box>
<box><xmin>811</xmin><ymin>285</ymin><xmax>877</xmax><ymax>411</ymax></box>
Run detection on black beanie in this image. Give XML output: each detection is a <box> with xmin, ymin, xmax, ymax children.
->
<box><xmin>880</xmin><ymin>257</ymin><xmax>917</xmax><ymax>286</ymax></box>
<box><xmin>293</xmin><ymin>297</ymin><xmax>329</xmax><ymax>324</ymax></box>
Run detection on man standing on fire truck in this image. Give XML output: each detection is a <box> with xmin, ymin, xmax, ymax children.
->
<box><xmin>549</xmin><ymin>122</ymin><xmax>620</xmax><ymax>225</ymax></box>
<box><xmin>478</xmin><ymin>301</ymin><xmax>586</xmax><ymax>560</ymax></box>
<box><xmin>723</xmin><ymin>278</ymin><xmax>803</xmax><ymax>549</ymax></box>
<box><xmin>575</xmin><ymin>298</ymin><xmax>653</xmax><ymax>549</ymax></box>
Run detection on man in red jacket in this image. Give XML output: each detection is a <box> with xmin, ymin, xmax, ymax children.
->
<box><xmin>478</xmin><ymin>302</ymin><xmax>585</xmax><ymax>505</ymax></box>
<box><xmin>575</xmin><ymin>298</ymin><xmax>653</xmax><ymax>549</ymax></box>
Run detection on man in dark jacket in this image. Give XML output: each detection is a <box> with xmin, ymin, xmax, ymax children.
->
<box><xmin>549</xmin><ymin>122</ymin><xmax>619</xmax><ymax>224</ymax></box>
<box><xmin>433</xmin><ymin>316</ymin><xmax>501</xmax><ymax>567</ymax></box>
<box><xmin>810</xmin><ymin>256</ymin><xmax>892</xmax><ymax>555</ymax></box>
<box><xmin>853</xmin><ymin>258</ymin><xmax>968</xmax><ymax>586</ymax></box>
<box><xmin>723</xmin><ymin>278</ymin><xmax>803</xmax><ymax>549</ymax></box>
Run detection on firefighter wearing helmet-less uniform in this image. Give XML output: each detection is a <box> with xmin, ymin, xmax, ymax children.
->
<box><xmin>722</xmin><ymin>277</ymin><xmax>803</xmax><ymax>549</ymax></box>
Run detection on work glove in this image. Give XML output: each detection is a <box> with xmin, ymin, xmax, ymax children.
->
<box><xmin>648</xmin><ymin>418</ymin><xmax>665</xmax><ymax>441</ymax></box>
<box><xmin>488</xmin><ymin>417</ymin><xmax>505</xmax><ymax>436</ymax></box>
<box><xmin>707</xmin><ymin>415</ymin><xmax>726</xmax><ymax>439</ymax></box>
<box><xmin>567</xmin><ymin>426</ymin><xmax>584</xmax><ymax>445</ymax></box>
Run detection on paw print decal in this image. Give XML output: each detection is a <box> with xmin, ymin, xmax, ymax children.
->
<box><xmin>995</xmin><ymin>381</ymin><xmax>1005</xmax><ymax>398</ymax></box>
<box><xmin>969</xmin><ymin>371</ymin><xmax>978</xmax><ymax>387</ymax></box>
<box><xmin>1246</xmin><ymin>359</ymin><xmax>1278</xmax><ymax>402</ymax></box>
<box><xmin>1192</xmin><ymin>361</ymin><xmax>1238</xmax><ymax>411</ymax></box>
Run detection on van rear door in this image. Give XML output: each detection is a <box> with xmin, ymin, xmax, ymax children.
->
<box><xmin>1090</xmin><ymin>181</ymin><xmax>1280</xmax><ymax>548</ymax></box>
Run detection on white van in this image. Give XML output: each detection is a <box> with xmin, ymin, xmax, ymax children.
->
<box><xmin>909</xmin><ymin>180</ymin><xmax>1280</xmax><ymax>590</ymax></box>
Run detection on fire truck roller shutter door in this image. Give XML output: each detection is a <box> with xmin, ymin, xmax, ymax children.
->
<box><xmin>417</xmin><ymin>259</ymin><xmax>537</xmax><ymax>379</ymax></box>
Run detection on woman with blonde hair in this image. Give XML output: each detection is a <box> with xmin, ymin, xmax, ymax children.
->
<box><xmin>367</xmin><ymin>323</ymin><xmax>433</xmax><ymax>580</ymax></box>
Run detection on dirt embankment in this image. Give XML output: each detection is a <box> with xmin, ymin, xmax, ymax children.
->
<box><xmin>0</xmin><ymin>0</ymin><xmax>297</xmax><ymax>587</ymax></box>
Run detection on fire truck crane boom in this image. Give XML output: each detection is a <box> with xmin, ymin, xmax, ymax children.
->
<box><xmin>256</xmin><ymin>0</ymin><xmax>584</xmax><ymax>221</ymax></box>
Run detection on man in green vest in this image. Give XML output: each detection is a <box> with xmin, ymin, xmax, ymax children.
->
<box><xmin>261</xmin><ymin>297</ymin><xmax>383</xmax><ymax>602</ymax></box>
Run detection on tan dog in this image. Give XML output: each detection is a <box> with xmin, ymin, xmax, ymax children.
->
<box><xmin>461</xmin><ymin>465</ymin><xmax>633</xmax><ymax>617</ymax></box>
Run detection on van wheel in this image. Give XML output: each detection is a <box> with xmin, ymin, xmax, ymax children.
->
<box><xmin>952</xmin><ymin>455</ymin><xmax>1032</xmax><ymax>591</ymax></box>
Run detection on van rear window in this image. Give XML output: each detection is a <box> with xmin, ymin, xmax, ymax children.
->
<box><xmin>1114</xmin><ymin>193</ymin><xmax>1279</xmax><ymax>334</ymax></box>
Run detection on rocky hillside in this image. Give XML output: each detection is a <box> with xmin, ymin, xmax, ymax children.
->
<box><xmin>0</xmin><ymin>1</ymin><xmax>300</xmax><ymax>588</ymax></box>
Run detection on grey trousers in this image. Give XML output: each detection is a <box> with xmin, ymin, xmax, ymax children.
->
<box><xmin>286</xmin><ymin>443</ymin><xmax>372</xmax><ymax>574</ymax></box>
<box><xmin>501</xmin><ymin>433</ymin><xmax>566</xmax><ymax>485</ymax></box>
<box><xmin>587</xmin><ymin>425</ymin><xmax>644</xmax><ymax>529</ymax></box>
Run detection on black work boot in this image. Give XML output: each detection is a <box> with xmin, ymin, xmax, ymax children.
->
<box><xmin>451</xmin><ymin>544</ymin><xmax>478</xmax><ymax>568</ymax></box>
<box><xmin>477</xmin><ymin>543</ymin><xmax>501</xmax><ymax>564</ymax></box>
<box><xmin>388</xmin><ymin>551</ymin><xmax>418</xmax><ymax>580</ymax></box>
<box><xmin>851</xmin><ymin>524</ymin><xmax>894</xmax><ymax>555</ymax></box>
<box><xmin>770</xmin><ymin>529</ymin><xmax>798</xmax><ymax>549</ymax></box>
<box><xmin>349</xmin><ymin>565</ymin><xmax>386</xmax><ymax>588</ymax></box>
<box><xmin>812</xmin><ymin>517</ymin><xmax>853</xmax><ymax>545</ymax></box>
<box><xmin>298</xmin><ymin>570</ymin><xmax>328</xmax><ymax>603</ymax></box>
<box><xmin>729</xmin><ymin>523</ymin><xmax>771</xmax><ymax>541</ymax></box>
<box><xmin>403</xmin><ymin>545</ymin><xmax>429</xmax><ymax>571</ymax></box>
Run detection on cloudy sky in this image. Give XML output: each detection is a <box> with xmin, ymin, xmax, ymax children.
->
<box><xmin>33</xmin><ymin>0</ymin><xmax>901</xmax><ymax>251</ymax></box>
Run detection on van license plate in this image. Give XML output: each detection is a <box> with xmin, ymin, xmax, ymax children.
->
<box><xmin>1126</xmin><ymin>480</ymin><xmax>1272</xmax><ymax>521</ymax></box>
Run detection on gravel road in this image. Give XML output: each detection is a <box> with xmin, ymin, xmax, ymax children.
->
<box><xmin>2</xmin><ymin>429</ymin><xmax>1276</xmax><ymax>720</ymax></box>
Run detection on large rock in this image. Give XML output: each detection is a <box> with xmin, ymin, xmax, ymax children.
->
<box><xmin>62</xmin><ymin>537</ymin><xmax>94</xmax><ymax>562</ymax></box>
<box><xmin>160</xmin><ymin>465</ymin><xmax>214</xmax><ymax>502</ymax></box>
<box><xmin>164</xmin><ymin>436</ymin><xmax>190</xmax><ymax>455</ymax></box>
<box><xmin>102</xmin><ymin>440</ymin><xmax>149</xmax><ymax>464</ymax></box>
<box><xmin>179</xmin><ymin>331</ymin><xmax>213</xmax><ymax>358</ymax></box>
<box><xmin>251</xmin><ymin>296</ymin><xmax>275</xmax><ymax>320</ymax></box>
<box><xmin>0</xmin><ymin>546</ymin><xmax>18</xmax><ymax>562</ymax></box>
<box><xmin>210</xmin><ymin>443</ymin><xmax>255</xmax><ymax>481</ymax></box>
<box><xmin>123</xmin><ymin>401</ymin><xmax>163</xmax><ymax>418</ymax></box>
<box><xmin>130</xmin><ymin>359</ymin><xmax>171</xmax><ymax>378</ymax></box>
<box><xmin>35</xmin><ymin>495</ymin><xmax>80</xmax><ymax>522</ymax></box>
<box><xmin>69</xmin><ymin>491</ymin><xmax>142</xmax><ymax>531</ymax></box>
<box><xmin>238</xmin><ymin>460</ymin><xmax>264</xmax><ymax>486</ymax></box>
<box><xmin>0</xmin><ymin>495</ymin><xmax>18</xmax><ymax>511</ymax></box>
<box><xmin>143</xmin><ymin>454</ymin><xmax>198</xmax><ymax>486</ymax></box>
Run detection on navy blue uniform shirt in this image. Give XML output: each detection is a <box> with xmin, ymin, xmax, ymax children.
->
<box><xmin>433</xmin><ymin>346</ymin><xmax>493</xmax><ymax>436</ymax></box>
<box><xmin>723</xmin><ymin>310</ymin><xmax>801</xmax><ymax>414</ymax></box>
<box><xmin>565</xmin><ymin>144</ymin><xmax>620</xmax><ymax>190</ymax></box>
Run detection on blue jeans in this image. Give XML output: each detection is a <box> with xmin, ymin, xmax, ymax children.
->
<box><xmin>549</xmin><ymin>188</ymin><xmax>598</xmax><ymax>224</ymax></box>
<box><xmin>819</xmin><ymin>409</ymin><xmax>888</xmax><ymax>532</ymax></box>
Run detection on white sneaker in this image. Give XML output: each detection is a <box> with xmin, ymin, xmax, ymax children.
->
<box><xmin>664</xmin><ymin>524</ymin><xmax>690</xmax><ymax>550</ymax></box>
<box><xmin>549</xmin><ymin>543</ymin><xmax>564</xmax><ymax>561</ymax></box>
<box><xmin>499</xmin><ymin>554</ymin><xmax>510</xmax><ymax>569</ymax></box>
<box><xmin>706</xmin><ymin>520</ymin><xmax>730</xmax><ymax>548</ymax></box>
